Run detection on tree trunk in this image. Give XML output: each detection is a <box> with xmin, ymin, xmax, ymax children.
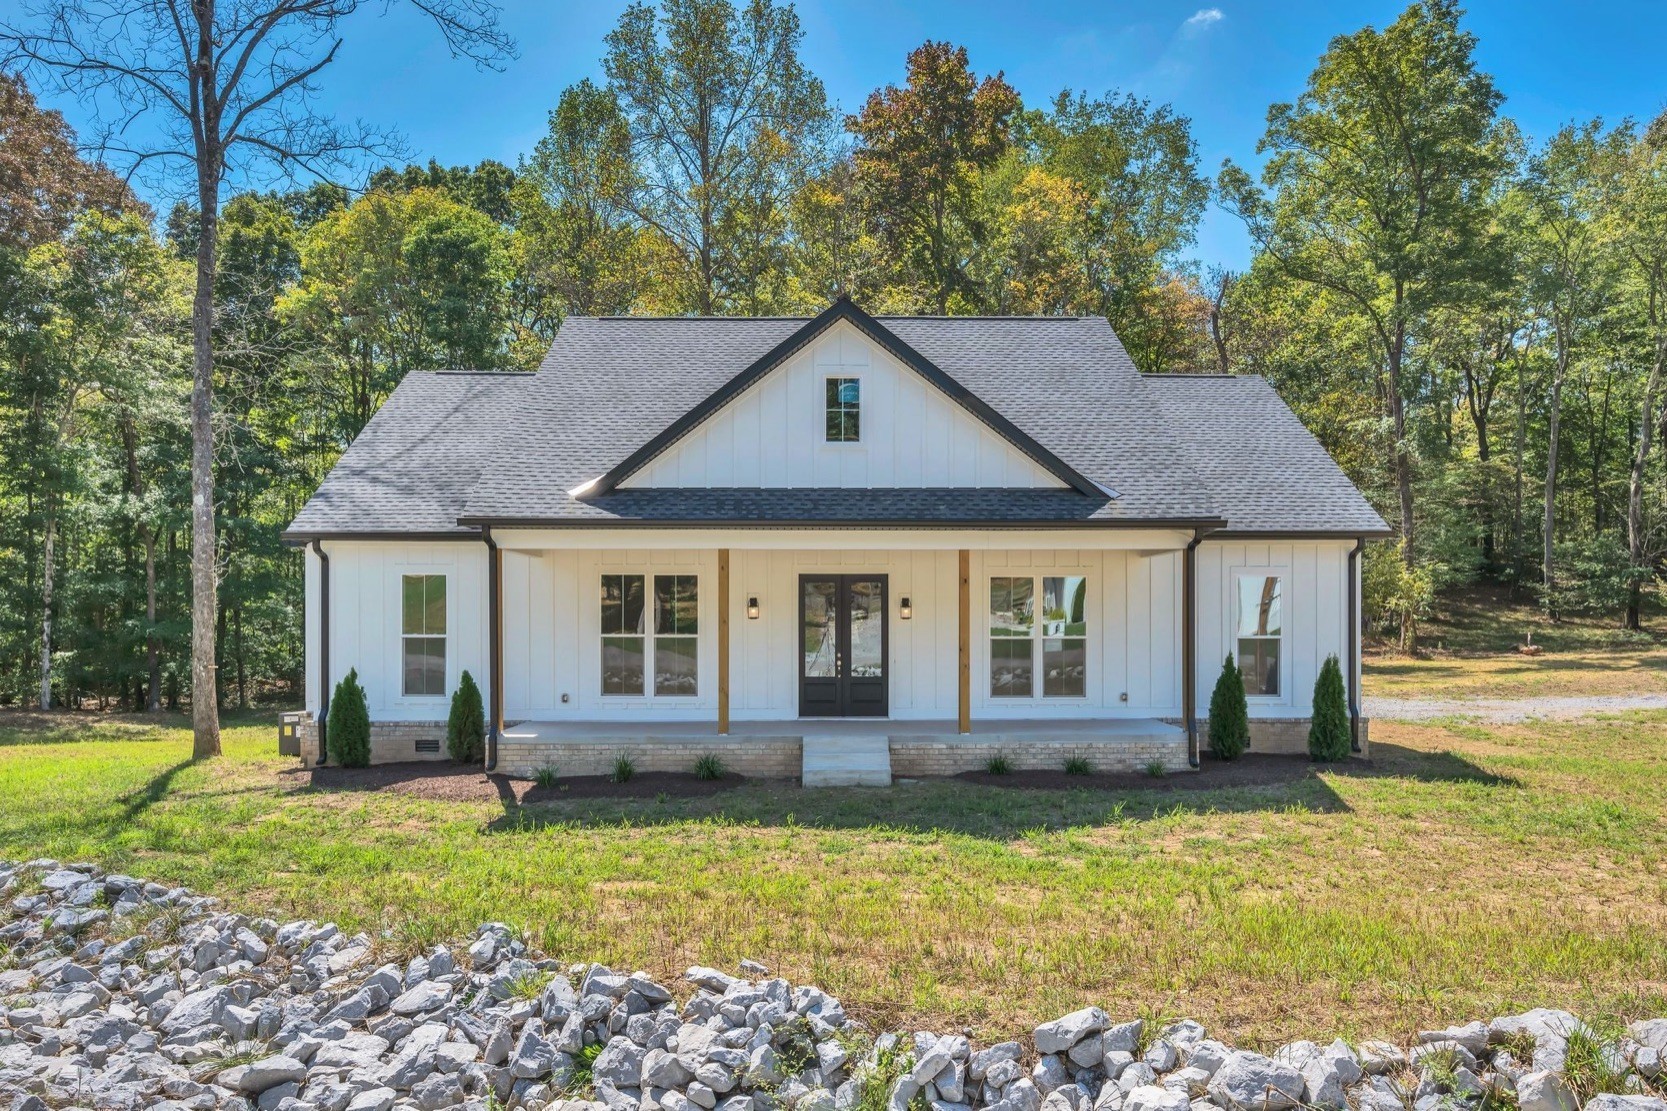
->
<box><xmin>38</xmin><ymin>511</ymin><xmax>55</xmax><ymax>710</ymax></box>
<box><xmin>1543</xmin><ymin>341</ymin><xmax>1569</xmax><ymax>618</ymax></box>
<box><xmin>1627</xmin><ymin>331</ymin><xmax>1667</xmax><ymax>630</ymax></box>
<box><xmin>1388</xmin><ymin>319</ymin><xmax>1415</xmax><ymax>565</ymax></box>
<box><xmin>144</xmin><ymin>527</ymin><xmax>161</xmax><ymax>712</ymax></box>
<box><xmin>191</xmin><ymin>164</ymin><xmax>222</xmax><ymax>757</ymax></box>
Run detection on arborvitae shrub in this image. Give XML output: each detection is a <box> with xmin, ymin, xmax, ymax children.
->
<box><xmin>1208</xmin><ymin>654</ymin><xmax>1249</xmax><ymax>760</ymax></box>
<box><xmin>327</xmin><ymin>667</ymin><xmax>371</xmax><ymax>767</ymax></box>
<box><xmin>1308</xmin><ymin>654</ymin><xmax>1351</xmax><ymax>761</ymax></box>
<box><xmin>447</xmin><ymin>670</ymin><xmax>485</xmax><ymax>763</ymax></box>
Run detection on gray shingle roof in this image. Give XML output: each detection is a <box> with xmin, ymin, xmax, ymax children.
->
<box><xmin>284</xmin><ymin>309</ymin><xmax>1388</xmax><ymax>540</ymax></box>
<box><xmin>286</xmin><ymin>371</ymin><xmax>532</xmax><ymax>538</ymax></box>
<box><xmin>1144</xmin><ymin>374</ymin><xmax>1391</xmax><ymax>536</ymax></box>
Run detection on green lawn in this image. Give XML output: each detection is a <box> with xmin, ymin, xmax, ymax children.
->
<box><xmin>2</xmin><ymin>707</ymin><xmax>1665</xmax><ymax>1048</ymax></box>
<box><xmin>1365</xmin><ymin>587</ymin><xmax>1667</xmax><ymax>697</ymax></box>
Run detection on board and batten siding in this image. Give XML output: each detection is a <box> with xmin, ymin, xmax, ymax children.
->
<box><xmin>304</xmin><ymin>537</ymin><xmax>1359</xmax><ymax>729</ymax></box>
<box><xmin>498</xmin><ymin>546</ymin><xmax>1184</xmax><ymax>723</ymax></box>
<box><xmin>1194</xmin><ymin>539</ymin><xmax>1355</xmax><ymax>719</ymax></box>
<box><xmin>303</xmin><ymin>540</ymin><xmax>489</xmax><ymax>722</ymax></box>
<box><xmin>617</xmin><ymin>320</ymin><xmax>1066</xmax><ymax>490</ymax></box>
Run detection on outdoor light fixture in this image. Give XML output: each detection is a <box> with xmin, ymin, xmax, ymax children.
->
<box><xmin>899</xmin><ymin>596</ymin><xmax>913</xmax><ymax>620</ymax></box>
<box><xmin>747</xmin><ymin>595</ymin><xmax>760</xmax><ymax>620</ymax></box>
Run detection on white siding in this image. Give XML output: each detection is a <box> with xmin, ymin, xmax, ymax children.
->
<box><xmin>305</xmin><ymin>537</ymin><xmax>1357</xmax><ymax>728</ymax></box>
<box><xmin>619</xmin><ymin>321</ymin><xmax>1066</xmax><ymax>490</ymax></box>
<box><xmin>306</xmin><ymin>540</ymin><xmax>490</xmax><ymax>722</ymax></box>
<box><xmin>501</xmin><ymin>546</ymin><xmax>1183</xmax><ymax>723</ymax></box>
<box><xmin>502</xmin><ymin>549</ymin><xmax>719</xmax><ymax>722</ymax></box>
<box><xmin>1194</xmin><ymin>539</ymin><xmax>1354</xmax><ymax>718</ymax></box>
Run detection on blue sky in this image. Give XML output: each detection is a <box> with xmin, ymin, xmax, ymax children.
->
<box><xmin>48</xmin><ymin>0</ymin><xmax>1667</xmax><ymax>271</ymax></box>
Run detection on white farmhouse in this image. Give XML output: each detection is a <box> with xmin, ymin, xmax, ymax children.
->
<box><xmin>285</xmin><ymin>298</ymin><xmax>1389</xmax><ymax>782</ymax></box>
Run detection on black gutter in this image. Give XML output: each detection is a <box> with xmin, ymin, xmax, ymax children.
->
<box><xmin>282</xmin><ymin>530</ymin><xmax>484</xmax><ymax>546</ymax></box>
<box><xmin>454</xmin><ymin>516</ymin><xmax>1231</xmax><ymax>532</ymax></box>
<box><xmin>483</xmin><ymin>526</ymin><xmax>502</xmax><ymax>772</ymax></box>
<box><xmin>1347</xmin><ymin>537</ymin><xmax>1365</xmax><ymax>753</ymax></box>
<box><xmin>1208</xmin><ymin>529</ymin><xmax>1397</xmax><ymax>541</ymax></box>
<box><xmin>309</xmin><ymin>539</ymin><xmax>330</xmax><ymax>766</ymax></box>
<box><xmin>1182</xmin><ymin>529</ymin><xmax>1206</xmax><ymax>768</ymax></box>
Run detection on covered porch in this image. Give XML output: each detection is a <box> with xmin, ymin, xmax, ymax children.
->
<box><xmin>481</xmin><ymin>525</ymin><xmax>1206</xmax><ymax>782</ymax></box>
<box><xmin>496</xmin><ymin>716</ymin><xmax>1188</xmax><ymax>784</ymax></box>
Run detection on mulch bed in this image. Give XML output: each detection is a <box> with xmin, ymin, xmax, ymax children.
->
<box><xmin>950</xmin><ymin>752</ymin><xmax>1358</xmax><ymax>792</ymax></box>
<box><xmin>284</xmin><ymin>752</ymin><xmax>1363</xmax><ymax>803</ymax></box>
<box><xmin>284</xmin><ymin>761</ymin><xmax>749</xmax><ymax>803</ymax></box>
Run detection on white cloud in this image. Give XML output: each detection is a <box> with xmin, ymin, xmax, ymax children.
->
<box><xmin>1183</xmin><ymin>8</ymin><xmax>1224</xmax><ymax>32</ymax></box>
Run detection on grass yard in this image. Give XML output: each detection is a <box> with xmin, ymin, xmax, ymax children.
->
<box><xmin>2</xmin><ymin>707</ymin><xmax>1665</xmax><ymax>1049</ymax></box>
<box><xmin>1365</xmin><ymin>586</ymin><xmax>1667</xmax><ymax>697</ymax></box>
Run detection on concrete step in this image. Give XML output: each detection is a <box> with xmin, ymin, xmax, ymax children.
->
<box><xmin>801</xmin><ymin>734</ymin><xmax>892</xmax><ymax>788</ymax></box>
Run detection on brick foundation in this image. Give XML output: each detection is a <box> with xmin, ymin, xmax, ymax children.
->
<box><xmin>1194</xmin><ymin>716</ymin><xmax>1372</xmax><ymax>757</ymax></box>
<box><xmin>294</xmin><ymin>716</ymin><xmax>451</xmax><ymax>767</ymax></box>
<box><xmin>494</xmin><ymin>736</ymin><xmax>802</xmax><ymax>779</ymax></box>
<box><xmin>889</xmin><ymin>736</ymin><xmax>1190</xmax><ymax>777</ymax></box>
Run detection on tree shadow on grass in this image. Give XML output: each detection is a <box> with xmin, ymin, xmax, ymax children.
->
<box><xmin>481</xmin><ymin>754</ymin><xmax>1373</xmax><ymax>838</ymax></box>
<box><xmin>116</xmin><ymin>758</ymin><xmax>195</xmax><ymax>823</ymax></box>
<box><xmin>1357</xmin><ymin>742</ymin><xmax>1518</xmax><ymax>786</ymax></box>
<box><xmin>285</xmin><ymin>746</ymin><xmax>1516</xmax><ymax>840</ymax></box>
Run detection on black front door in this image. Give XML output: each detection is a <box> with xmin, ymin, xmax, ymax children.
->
<box><xmin>799</xmin><ymin>574</ymin><xmax>888</xmax><ymax>717</ymax></box>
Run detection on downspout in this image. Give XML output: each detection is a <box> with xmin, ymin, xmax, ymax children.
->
<box><xmin>1183</xmin><ymin>529</ymin><xmax>1205</xmax><ymax>768</ymax></box>
<box><xmin>1347</xmin><ymin>537</ymin><xmax>1365</xmax><ymax>753</ymax></box>
<box><xmin>483</xmin><ymin>526</ymin><xmax>502</xmax><ymax>771</ymax></box>
<box><xmin>310</xmin><ymin>539</ymin><xmax>330</xmax><ymax>766</ymax></box>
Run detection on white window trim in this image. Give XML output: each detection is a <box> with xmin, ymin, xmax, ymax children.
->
<box><xmin>397</xmin><ymin>571</ymin><xmax>449</xmax><ymax>703</ymax></box>
<box><xmin>986</xmin><ymin>574</ymin><xmax>1091</xmax><ymax>702</ymax></box>
<box><xmin>1232</xmin><ymin>567</ymin><xmax>1289</xmax><ymax>703</ymax></box>
<box><xmin>597</xmin><ymin>572</ymin><xmax>701</xmax><ymax>700</ymax></box>
<box><xmin>823</xmin><ymin>373</ymin><xmax>863</xmax><ymax>445</ymax></box>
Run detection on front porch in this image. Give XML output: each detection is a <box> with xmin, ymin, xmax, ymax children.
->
<box><xmin>495</xmin><ymin>716</ymin><xmax>1188</xmax><ymax>784</ymax></box>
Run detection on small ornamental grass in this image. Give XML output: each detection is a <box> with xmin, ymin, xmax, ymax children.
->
<box><xmin>611</xmin><ymin>754</ymin><xmax>636</xmax><ymax>784</ymax></box>
<box><xmin>1062</xmin><ymin>756</ymin><xmax>1093</xmax><ymax>776</ymax></box>
<box><xmin>984</xmin><ymin>753</ymin><xmax>1013</xmax><ymax>775</ymax></box>
<box><xmin>533</xmin><ymin>766</ymin><xmax>558</xmax><ymax>788</ymax></box>
<box><xmin>693</xmin><ymin>753</ymin><xmax>727</xmax><ymax>780</ymax></box>
<box><xmin>1144</xmin><ymin>759</ymin><xmax>1167</xmax><ymax>778</ymax></box>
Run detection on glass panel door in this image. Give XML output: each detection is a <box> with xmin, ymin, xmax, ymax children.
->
<box><xmin>802</xmin><ymin>580</ymin><xmax>838</xmax><ymax>678</ymax></box>
<box><xmin>799</xmin><ymin>575</ymin><xmax>888</xmax><ymax>717</ymax></box>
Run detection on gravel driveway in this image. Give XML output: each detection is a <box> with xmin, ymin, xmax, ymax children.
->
<box><xmin>1363</xmin><ymin>693</ymin><xmax>1667</xmax><ymax>722</ymax></box>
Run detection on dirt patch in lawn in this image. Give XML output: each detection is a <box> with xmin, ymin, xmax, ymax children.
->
<box><xmin>949</xmin><ymin>752</ymin><xmax>1354</xmax><ymax>792</ymax></box>
<box><xmin>286</xmin><ymin>761</ymin><xmax>751</xmax><ymax>803</ymax></box>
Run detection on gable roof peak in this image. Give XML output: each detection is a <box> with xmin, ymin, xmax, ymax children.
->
<box><xmin>582</xmin><ymin>298</ymin><xmax>1108</xmax><ymax>499</ymax></box>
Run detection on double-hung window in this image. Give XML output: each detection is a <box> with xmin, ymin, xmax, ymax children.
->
<box><xmin>401</xmin><ymin>574</ymin><xmax>446</xmax><ymax>696</ymax></box>
<box><xmin>825</xmin><ymin>377</ymin><xmax>860</xmax><ymax>442</ymax></box>
<box><xmin>1236</xmin><ymin>574</ymin><xmax>1283</xmax><ymax>697</ymax></box>
<box><xmin>601</xmin><ymin>573</ymin><xmax>698</xmax><ymax>696</ymax></box>
<box><xmin>989</xmin><ymin>575</ymin><xmax>1087</xmax><ymax>698</ymax></box>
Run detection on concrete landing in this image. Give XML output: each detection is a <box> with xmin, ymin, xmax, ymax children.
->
<box><xmin>801</xmin><ymin>734</ymin><xmax>892</xmax><ymax>787</ymax></box>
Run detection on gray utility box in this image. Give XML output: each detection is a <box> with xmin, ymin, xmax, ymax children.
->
<box><xmin>277</xmin><ymin>712</ymin><xmax>302</xmax><ymax>757</ymax></box>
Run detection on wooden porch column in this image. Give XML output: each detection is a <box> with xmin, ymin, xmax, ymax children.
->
<box><xmin>958</xmin><ymin>549</ymin><xmax>970</xmax><ymax>734</ymax></box>
<box><xmin>718</xmin><ymin>548</ymin><xmax>730</xmax><ymax>735</ymax></box>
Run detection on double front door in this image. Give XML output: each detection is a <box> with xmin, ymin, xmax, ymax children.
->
<box><xmin>799</xmin><ymin>574</ymin><xmax>888</xmax><ymax>717</ymax></box>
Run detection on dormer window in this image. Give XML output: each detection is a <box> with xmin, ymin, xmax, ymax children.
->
<box><xmin>826</xmin><ymin>377</ymin><xmax>860</xmax><ymax>442</ymax></box>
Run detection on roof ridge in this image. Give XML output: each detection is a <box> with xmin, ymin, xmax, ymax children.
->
<box><xmin>580</xmin><ymin>314</ymin><xmax>1093</xmax><ymax>323</ymax></box>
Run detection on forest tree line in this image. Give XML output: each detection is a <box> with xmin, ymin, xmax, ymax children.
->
<box><xmin>2</xmin><ymin>0</ymin><xmax>1665</xmax><ymax>710</ymax></box>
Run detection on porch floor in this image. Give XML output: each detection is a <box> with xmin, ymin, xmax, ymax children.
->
<box><xmin>502</xmin><ymin>717</ymin><xmax>1182</xmax><ymax>742</ymax></box>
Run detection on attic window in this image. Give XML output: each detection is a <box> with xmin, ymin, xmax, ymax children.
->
<box><xmin>826</xmin><ymin>377</ymin><xmax>860</xmax><ymax>442</ymax></box>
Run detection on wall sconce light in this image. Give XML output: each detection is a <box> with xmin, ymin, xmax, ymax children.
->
<box><xmin>899</xmin><ymin>596</ymin><xmax>913</xmax><ymax>620</ymax></box>
<box><xmin>746</xmin><ymin>595</ymin><xmax>760</xmax><ymax>620</ymax></box>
